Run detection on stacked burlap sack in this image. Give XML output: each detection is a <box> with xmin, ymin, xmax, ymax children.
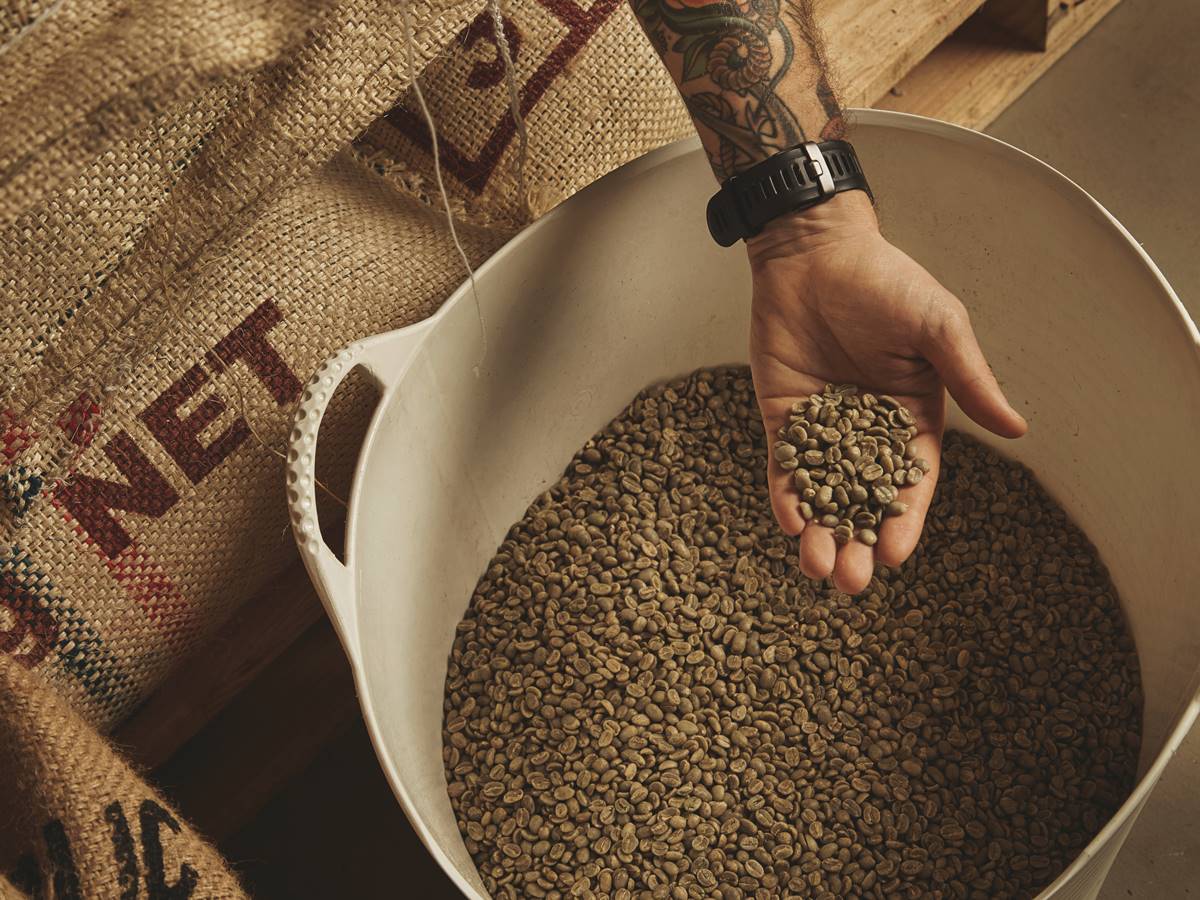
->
<box><xmin>0</xmin><ymin>0</ymin><xmax>689</xmax><ymax>725</ymax></box>
<box><xmin>0</xmin><ymin>656</ymin><xmax>247</xmax><ymax>897</ymax></box>
<box><xmin>1</xmin><ymin>0</ymin><xmax>690</xmax><ymax>889</ymax></box>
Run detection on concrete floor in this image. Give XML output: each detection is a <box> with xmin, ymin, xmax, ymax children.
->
<box><xmin>987</xmin><ymin>0</ymin><xmax>1200</xmax><ymax>895</ymax></box>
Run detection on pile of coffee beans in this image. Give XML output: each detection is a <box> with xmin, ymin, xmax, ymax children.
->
<box><xmin>443</xmin><ymin>366</ymin><xmax>1141</xmax><ymax>900</ymax></box>
<box><xmin>773</xmin><ymin>384</ymin><xmax>930</xmax><ymax>545</ymax></box>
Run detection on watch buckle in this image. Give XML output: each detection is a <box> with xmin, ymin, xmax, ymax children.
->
<box><xmin>801</xmin><ymin>142</ymin><xmax>836</xmax><ymax>196</ymax></box>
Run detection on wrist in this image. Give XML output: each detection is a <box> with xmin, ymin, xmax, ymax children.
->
<box><xmin>745</xmin><ymin>190</ymin><xmax>879</xmax><ymax>264</ymax></box>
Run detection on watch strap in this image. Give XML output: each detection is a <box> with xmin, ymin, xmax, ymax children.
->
<box><xmin>706</xmin><ymin>140</ymin><xmax>871</xmax><ymax>247</ymax></box>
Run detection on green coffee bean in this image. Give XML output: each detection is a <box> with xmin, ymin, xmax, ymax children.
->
<box><xmin>874</xmin><ymin>484</ymin><xmax>898</xmax><ymax>505</ymax></box>
<box><xmin>853</xmin><ymin>510</ymin><xmax>877</xmax><ymax>529</ymax></box>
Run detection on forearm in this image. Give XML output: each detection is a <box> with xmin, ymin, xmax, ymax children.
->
<box><xmin>630</xmin><ymin>0</ymin><xmax>843</xmax><ymax>180</ymax></box>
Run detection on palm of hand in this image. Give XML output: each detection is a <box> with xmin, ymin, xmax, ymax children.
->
<box><xmin>748</xmin><ymin>228</ymin><xmax>1022</xmax><ymax>593</ymax></box>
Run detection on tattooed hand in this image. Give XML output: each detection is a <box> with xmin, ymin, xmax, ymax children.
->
<box><xmin>630</xmin><ymin>0</ymin><xmax>1025</xmax><ymax>589</ymax></box>
<box><xmin>747</xmin><ymin>192</ymin><xmax>1026</xmax><ymax>592</ymax></box>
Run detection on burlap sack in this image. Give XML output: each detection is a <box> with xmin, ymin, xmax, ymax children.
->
<box><xmin>0</xmin><ymin>0</ymin><xmax>336</xmax><ymax>229</ymax></box>
<box><xmin>1</xmin><ymin>145</ymin><xmax>505</xmax><ymax>728</ymax></box>
<box><xmin>0</xmin><ymin>0</ymin><xmax>493</xmax><ymax>727</ymax></box>
<box><xmin>0</xmin><ymin>656</ymin><xmax>246</xmax><ymax>898</ymax></box>
<box><xmin>354</xmin><ymin>0</ymin><xmax>694</xmax><ymax>227</ymax></box>
<box><xmin>0</xmin><ymin>0</ymin><xmax>693</xmax><ymax>729</ymax></box>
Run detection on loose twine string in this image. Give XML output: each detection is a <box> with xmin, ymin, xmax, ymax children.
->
<box><xmin>402</xmin><ymin>0</ymin><xmax>485</xmax><ymax>368</ymax></box>
<box><xmin>488</xmin><ymin>0</ymin><xmax>528</xmax><ymax>207</ymax></box>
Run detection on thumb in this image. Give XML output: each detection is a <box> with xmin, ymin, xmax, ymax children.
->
<box><xmin>920</xmin><ymin>301</ymin><xmax>1028</xmax><ymax>439</ymax></box>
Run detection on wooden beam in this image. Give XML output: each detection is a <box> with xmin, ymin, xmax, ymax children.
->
<box><xmin>817</xmin><ymin>0</ymin><xmax>988</xmax><ymax>109</ymax></box>
<box><xmin>114</xmin><ymin>564</ymin><xmax>326</xmax><ymax>769</ymax></box>
<box><xmin>151</xmin><ymin>618</ymin><xmax>358</xmax><ymax>842</ymax></box>
<box><xmin>876</xmin><ymin>0</ymin><xmax>1123</xmax><ymax>130</ymax></box>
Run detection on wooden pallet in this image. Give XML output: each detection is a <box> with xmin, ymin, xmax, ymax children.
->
<box><xmin>120</xmin><ymin>0</ymin><xmax>1124</xmax><ymax>841</ymax></box>
<box><xmin>878</xmin><ymin>0</ymin><xmax>1126</xmax><ymax>128</ymax></box>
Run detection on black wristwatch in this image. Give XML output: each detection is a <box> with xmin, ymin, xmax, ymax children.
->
<box><xmin>706</xmin><ymin>140</ymin><xmax>872</xmax><ymax>247</ymax></box>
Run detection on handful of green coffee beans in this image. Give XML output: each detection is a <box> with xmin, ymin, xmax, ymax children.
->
<box><xmin>773</xmin><ymin>384</ymin><xmax>930</xmax><ymax>546</ymax></box>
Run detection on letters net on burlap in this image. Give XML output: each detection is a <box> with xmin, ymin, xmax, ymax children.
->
<box><xmin>0</xmin><ymin>0</ymin><xmax>691</xmax><ymax>731</ymax></box>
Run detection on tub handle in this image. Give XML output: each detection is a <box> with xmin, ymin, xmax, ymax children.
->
<box><xmin>286</xmin><ymin>322</ymin><xmax>433</xmax><ymax>654</ymax></box>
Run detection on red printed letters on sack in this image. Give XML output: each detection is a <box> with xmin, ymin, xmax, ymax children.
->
<box><xmin>0</xmin><ymin>567</ymin><xmax>60</xmax><ymax>667</ymax></box>
<box><xmin>140</xmin><ymin>365</ymin><xmax>251</xmax><ymax>485</ymax></box>
<box><xmin>55</xmin><ymin>301</ymin><xmax>302</xmax><ymax>560</ymax></box>
<box><xmin>55</xmin><ymin>433</ymin><xmax>180</xmax><ymax>560</ymax></box>
<box><xmin>384</xmin><ymin>0</ymin><xmax>623</xmax><ymax>193</ymax></box>
<box><xmin>207</xmin><ymin>301</ymin><xmax>302</xmax><ymax>406</ymax></box>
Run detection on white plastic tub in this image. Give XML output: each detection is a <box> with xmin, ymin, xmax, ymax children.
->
<box><xmin>286</xmin><ymin>110</ymin><xmax>1200</xmax><ymax>899</ymax></box>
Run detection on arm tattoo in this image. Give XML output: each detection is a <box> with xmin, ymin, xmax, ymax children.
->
<box><xmin>631</xmin><ymin>0</ymin><xmax>844</xmax><ymax>180</ymax></box>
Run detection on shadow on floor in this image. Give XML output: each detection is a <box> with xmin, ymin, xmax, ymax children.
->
<box><xmin>222</xmin><ymin>720</ymin><xmax>459</xmax><ymax>899</ymax></box>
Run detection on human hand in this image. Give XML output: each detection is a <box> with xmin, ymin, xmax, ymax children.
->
<box><xmin>748</xmin><ymin>191</ymin><xmax>1027</xmax><ymax>594</ymax></box>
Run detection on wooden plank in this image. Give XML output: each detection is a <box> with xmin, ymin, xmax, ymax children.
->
<box><xmin>114</xmin><ymin>563</ymin><xmax>326</xmax><ymax>769</ymax></box>
<box><xmin>1046</xmin><ymin>0</ymin><xmax>1107</xmax><ymax>43</ymax></box>
<box><xmin>1048</xmin><ymin>0</ymin><xmax>1087</xmax><ymax>34</ymax></box>
<box><xmin>876</xmin><ymin>0</ymin><xmax>1123</xmax><ymax>129</ymax></box>
<box><xmin>817</xmin><ymin>0</ymin><xmax>988</xmax><ymax>110</ymax></box>
<box><xmin>152</xmin><ymin>617</ymin><xmax>358</xmax><ymax>842</ymax></box>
